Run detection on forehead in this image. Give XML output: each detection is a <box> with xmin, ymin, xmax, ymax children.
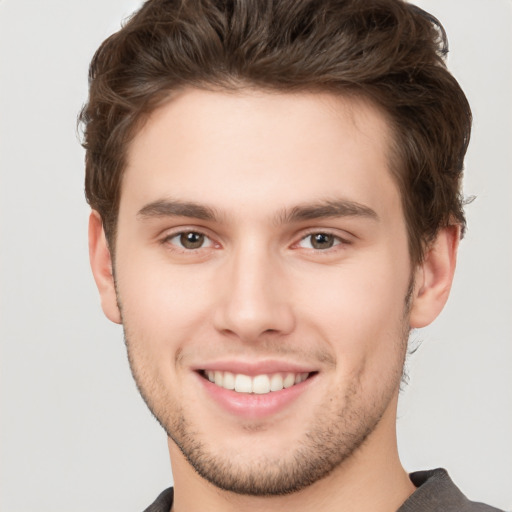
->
<box><xmin>122</xmin><ymin>88</ymin><xmax>400</xmax><ymax>222</ymax></box>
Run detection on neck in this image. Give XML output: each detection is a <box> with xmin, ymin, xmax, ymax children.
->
<box><xmin>168</xmin><ymin>394</ymin><xmax>415</xmax><ymax>512</ymax></box>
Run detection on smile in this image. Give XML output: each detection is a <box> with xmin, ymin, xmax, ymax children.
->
<box><xmin>201</xmin><ymin>370</ymin><xmax>311</xmax><ymax>394</ymax></box>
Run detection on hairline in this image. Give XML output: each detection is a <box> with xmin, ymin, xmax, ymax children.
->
<box><xmin>103</xmin><ymin>82</ymin><xmax>425</xmax><ymax>265</ymax></box>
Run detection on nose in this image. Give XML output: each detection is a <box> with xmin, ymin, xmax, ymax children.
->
<box><xmin>213</xmin><ymin>243</ymin><xmax>295</xmax><ymax>342</ymax></box>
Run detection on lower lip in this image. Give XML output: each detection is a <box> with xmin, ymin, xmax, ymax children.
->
<box><xmin>196</xmin><ymin>372</ymin><xmax>317</xmax><ymax>419</ymax></box>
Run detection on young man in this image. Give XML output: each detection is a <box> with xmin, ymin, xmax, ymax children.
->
<box><xmin>81</xmin><ymin>0</ymin><xmax>503</xmax><ymax>511</ymax></box>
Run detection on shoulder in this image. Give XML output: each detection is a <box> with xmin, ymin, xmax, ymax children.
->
<box><xmin>398</xmin><ymin>468</ymin><xmax>504</xmax><ymax>512</ymax></box>
<box><xmin>142</xmin><ymin>487</ymin><xmax>174</xmax><ymax>512</ymax></box>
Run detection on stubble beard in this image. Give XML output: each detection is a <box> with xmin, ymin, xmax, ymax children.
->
<box><xmin>119</xmin><ymin>277</ymin><xmax>413</xmax><ymax>496</ymax></box>
<box><xmin>166</xmin><ymin>376</ymin><xmax>400</xmax><ymax>496</ymax></box>
<box><xmin>122</xmin><ymin>324</ymin><xmax>409</xmax><ymax>497</ymax></box>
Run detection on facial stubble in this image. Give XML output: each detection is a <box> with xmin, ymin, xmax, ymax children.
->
<box><xmin>119</xmin><ymin>292</ymin><xmax>412</xmax><ymax>497</ymax></box>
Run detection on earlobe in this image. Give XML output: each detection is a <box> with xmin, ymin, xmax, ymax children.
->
<box><xmin>88</xmin><ymin>211</ymin><xmax>122</xmax><ymax>324</ymax></box>
<box><xmin>409</xmin><ymin>225</ymin><xmax>460</xmax><ymax>329</ymax></box>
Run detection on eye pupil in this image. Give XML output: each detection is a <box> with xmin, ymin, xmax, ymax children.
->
<box><xmin>311</xmin><ymin>233</ymin><xmax>334</xmax><ymax>249</ymax></box>
<box><xmin>180</xmin><ymin>232</ymin><xmax>205</xmax><ymax>249</ymax></box>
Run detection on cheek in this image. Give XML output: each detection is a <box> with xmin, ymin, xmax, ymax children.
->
<box><xmin>115</xmin><ymin>253</ymin><xmax>215</xmax><ymax>359</ymax></box>
<box><xmin>297</xmin><ymin>258</ymin><xmax>410</xmax><ymax>372</ymax></box>
<box><xmin>117</xmin><ymin>240</ymin><xmax>210</xmax><ymax>306</ymax></box>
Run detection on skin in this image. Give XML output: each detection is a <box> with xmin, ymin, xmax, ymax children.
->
<box><xmin>89</xmin><ymin>88</ymin><xmax>459</xmax><ymax>512</ymax></box>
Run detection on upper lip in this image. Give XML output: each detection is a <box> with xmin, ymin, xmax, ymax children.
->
<box><xmin>194</xmin><ymin>359</ymin><xmax>318</xmax><ymax>376</ymax></box>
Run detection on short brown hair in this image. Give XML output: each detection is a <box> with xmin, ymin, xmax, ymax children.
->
<box><xmin>80</xmin><ymin>0</ymin><xmax>471</xmax><ymax>264</ymax></box>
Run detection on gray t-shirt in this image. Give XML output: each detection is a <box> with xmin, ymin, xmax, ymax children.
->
<box><xmin>143</xmin><ymin>468</ymin><xmax>503</xmax><ymax>512</ymax></box>
<box><xmin>398</xmin><ymin>468</ymin><xmax>503</xmax><ymax>512</ymax></box>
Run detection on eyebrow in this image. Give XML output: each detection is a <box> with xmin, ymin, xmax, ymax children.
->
<box><xmin>136</xmin><ymin>198</ymin><xmax>378</xmax><ymax>224</ymax></box>
<box><xmin>276</xmin><ymin>199</ymin><xmax>379</xmax><ymax>224</ymax></box>
<box><xmin>137</xmin><ymin>199</ymin><xmax>220</xmax><ymax>222</ymax></box>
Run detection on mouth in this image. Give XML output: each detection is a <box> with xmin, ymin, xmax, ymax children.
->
<box><xmin>199</xmin><ymin>370</ymin><xmax>316</xmax><ymax>395</ymax></box>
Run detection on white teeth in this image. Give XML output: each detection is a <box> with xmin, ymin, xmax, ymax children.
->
<box><xmin>204</xmin><ymin>370</ymin><xmax>310</xmax><ymax>394</ymax></box>
<box><xmin>235</xmin><ymin>374</ymin><xmax>253</xmax><ymax>393</ymax></box>
<box><xmin>295</xmin><ymin>372</ymin><xmax>308</xmax><ymax>384</ymax></box>
<box><xmin>283</xmin><ymin>373</ymin><xmax>295</xmax><ymax>388</ymax></box>
<box><xmin>252</xmin><ymin>375</ymin><xmax>270</xmax><ymax>394</ymax></box>
<box><xmin>270</xmin><ymin>373</ymin><xmax>284</xmax><ymax>392</ymax></box>
<box><xmin>223</xmin><ymin>371</ymin><xmax>235</xmax><ymax>390</ymax></box>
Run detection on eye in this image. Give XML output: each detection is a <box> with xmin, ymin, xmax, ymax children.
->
<box><xmin>298</xmin><ymin>232</ymin><xmax>342</xmax><ymax>250</ymax></box>
<box><xmin>166</xmin><ymin>231</ymin><xmax>214</xmax><ymax>250</ymax></box>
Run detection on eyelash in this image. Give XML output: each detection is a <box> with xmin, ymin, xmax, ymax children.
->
<box><xmin>296</xmin><ymin>231</ymin><xmax>350</xmax><ymax>251</ymax></box>
<box><xmin>161</xmin><ymin>229</ymin><xmax>351</xmax><ymax>253</ymax></box>
<box><xmin>162</xmin><ymin>230</ymin><xmax>216</xmax><ymax>251</ymax></box>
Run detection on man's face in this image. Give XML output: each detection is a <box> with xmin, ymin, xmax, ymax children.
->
<box><xmin>113</xmin><ymin>89</ymin><xmax>413</xmax><ymax>494</ymax></box>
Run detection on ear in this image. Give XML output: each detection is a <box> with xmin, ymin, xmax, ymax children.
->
<box><xmin>409</xmin><ymin>225</ymin><xmax>460</xmax><ymax>328</ymax></box>
<box><xmin>88</xmin><ymin>210</ymin><xmax>122</xmax><ymax>324</ymax></box>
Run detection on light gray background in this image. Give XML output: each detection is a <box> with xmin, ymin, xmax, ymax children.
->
<box><xmin>1</xmin><ymin>1</ymin><xmax>511</xmax><ymax>510</ymax></box>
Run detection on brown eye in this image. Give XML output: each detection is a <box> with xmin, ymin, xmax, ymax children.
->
<box><xmin>179</xmin><ymin>232</ymin><xmax>205</xmax><ymax>249</ymax></box>
<box><xmin>298</xmin><ymin>233</ymin><xmax>341</xmax><ymax>250</ymax></box>
<box><xmin>310</xmin><ymin>233</ymin><xmax>335</xmax><ymax>249</ymax></box>
<box><xmin>165</xmin><ymin>231</ymin><xmax>215</xmax><ymax>252</ymax></box>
